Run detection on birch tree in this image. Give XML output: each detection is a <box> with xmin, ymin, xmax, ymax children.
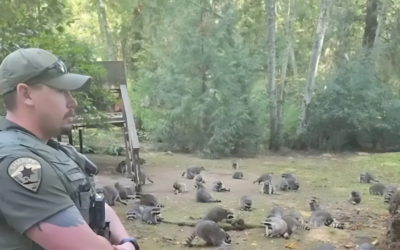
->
<box><xmin>265</xmin><ymin>0</ymin><xmax>279</xmax><ymax>150</ymax></box>
<box><xmin>277</xmin><ymin>0</ymin><xmax>296</xmax><ymax>142</ymax></box>
<box><xmin>96</xmin><ymin>0</ymin><xmax>115</xmax><ymax>61</ymax></box>
<box><xmin>373</xmin><ymin>0</ymin><xmax>389</xmax><ymax>47</ymax></box>
<box><xmin>297</xmin><ymin>0</ymin><xmax>332</xmax><ymax>141</ymax></box>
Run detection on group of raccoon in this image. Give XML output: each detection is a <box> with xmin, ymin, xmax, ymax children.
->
<box><xmin>360</xmin><ymin>171</ymin><xmax>400</xmax><ymax>215</ymax></box>
<box><xmin>105</xmin><ymin>160</ymin><xmax>383</xmax><ymax>249</ymax></box>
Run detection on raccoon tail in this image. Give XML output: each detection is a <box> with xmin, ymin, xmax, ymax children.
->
<box><xmin>117</xmin><ymin>197</ymin><xmax>128</xmax><ymax>206</ymax></box>
<box><xmin>134</xmin><ymin>193</ymin><xmax>142</xmax><ymax>199</ymax></box>
<box><xmin>329</xmin><ymin>219</ymin><xmax>345</xmax><ymax>229</ymax></box>
<box><xmin>182</xmin><ymin>171</ymin><xmax>186</xmax><ymax>177</ymax></box>
<box><xmin>209</xmin><ymin>198</ymin><xmax>222</xmax><ymax>203</ymax></box>
<box><xmin>185</xmin><ymin>232</ymin><xmax>196</xmax><ymax>246</ymax></box>
<box><xmin>299</xmin><ymin>223</ymin><xmax>311</xmax><ymax>231</ymax></box>
<box><xmin>147</xmin><ymin>176</ymin><xmax>154</xmax><ymax>183</ymax></box>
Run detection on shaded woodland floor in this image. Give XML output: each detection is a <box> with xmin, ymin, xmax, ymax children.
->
<box><xmin>87</xmin><ymin>151</ymin><xmax>399</xmax><ymax>250</ymax></box>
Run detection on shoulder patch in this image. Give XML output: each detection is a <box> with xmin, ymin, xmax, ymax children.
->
<box><xmin>7</xmin><ymin>157</ymin><xmax>42</xmax><ymax>193</ymax></box>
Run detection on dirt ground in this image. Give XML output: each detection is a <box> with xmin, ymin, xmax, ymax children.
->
<box><xmin>87</xmin><ymin>151</ymin><xmax>399</xmax><ymax>250</ymax></box>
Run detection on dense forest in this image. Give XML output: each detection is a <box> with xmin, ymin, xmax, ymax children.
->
<box><xmin>1</xmin><ymin>0</ymin><xmax>400</xmax><ymax>158</ymax></box>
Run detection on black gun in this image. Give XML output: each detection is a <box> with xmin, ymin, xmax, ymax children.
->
<box><xmin>90</xmin><ymin>193</ymin><xmax>111</xmax><ymax>240</ymax></box>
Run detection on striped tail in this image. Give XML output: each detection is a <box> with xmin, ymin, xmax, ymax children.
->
<box><xmin>182</xmin><ymin>171</ymin><xmax>186</xmax><ymax>177</ymax></box>
<box><xmin>328</xmin><ymin>219</ymin><xmax>345</xmax><ymax>229</ymax></box>
<box><xmin>185</xmin><ymin>232</ymin><xmax>196</xmax><ymax>246</ymax></box>
<box><xmin>209</xmin><ymin>198</ymin><xmax>221</xmax><ymax>203</ymax></box>
<box><xmin>298</xmin><ymin>223</ymin><xmax>311</xmax><ymax>231</ymax></box>
<box><xmin>147</xmin><ymin>176</ymin><xmax>154</xmax><ymax>183</ymax></box>
<box><xmin>135</xmin><ymin>193</ymin><xmax>142</xmax><ymax>199</ymax></box>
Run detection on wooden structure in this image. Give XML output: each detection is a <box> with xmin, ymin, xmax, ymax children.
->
<box><xmin>58</xmin><ymin>61</ymin><xmax>142</xmax><ymax>192</ymax></box>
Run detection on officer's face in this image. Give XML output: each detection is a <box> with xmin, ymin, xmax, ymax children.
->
<box><xmin>30</xmin><ymin>85</ymin><xmax>77</xmax><ymax>137</ymax></box>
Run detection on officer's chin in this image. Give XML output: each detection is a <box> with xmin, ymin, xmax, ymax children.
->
<box><xmin>60</xmin><ymin>124</ymin><xmax>73</xmax><ymax>135</ymax></box>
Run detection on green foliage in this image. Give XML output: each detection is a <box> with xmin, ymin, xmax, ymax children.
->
<box><xmin>136</xmin><ymin>0</ymin><xmax>265</xmax><ymax>158</ymax></box>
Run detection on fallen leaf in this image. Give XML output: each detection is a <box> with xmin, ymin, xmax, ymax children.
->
<box><xmin>372</xmin><ymin>239</ymin><xmax>378</xmax><ymax>245</ymax></box>
<box><xmin>285</xmin><ymin>242</ymin><xmax>297</xmax><ymax>249</ymax></box>
<box><xmin>251</xmin><ymin>242</ymin><xmax>257</xmax><ymax>246</ymax></box>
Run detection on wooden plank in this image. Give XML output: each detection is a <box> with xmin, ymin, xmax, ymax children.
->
<box><xmin>120</xmin><ymin>85</ymin><xmax>140</xmax><ymax>148</ymax></box>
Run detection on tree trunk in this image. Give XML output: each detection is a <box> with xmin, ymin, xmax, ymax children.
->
<box><xmin>289</xmin><ymin>43</ymin><xmax>298</xmax><ymax>79</ymax></box>
<box><xmin>363</xmin><ymin>0</ymin><xmax>378</xmax><ymax>48</ymax></box>
<box><xmin>373</xmin><ymin>0</ymin><xmax>389</xmax><ymax>48</ymax></box>
<box><xmin>96</xmin><ymin>0</ymin><xmax>115</xmax><ymax>61</ymax></box>
<box><xmin>296</xmin><ymin>0</ymin><xmax>332</xmax><ymax>143</ymax></box>
<box><xmin>277</xmin><ymin>0</ymin><xmax>296</xmax><ymax>146</ymax></box>
<box><xmin>265</xmin><ymin>0</ymin><xmax>279</xmax><ymax>151</ymax></box>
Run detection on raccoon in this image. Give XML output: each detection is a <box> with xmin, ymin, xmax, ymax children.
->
<box><xmin>282</xmin><ymin>173</ymin><xmax>297</xmax><ymax>180</ymax></box>
<box><xmin>253</xmin><ymin>173</ymin><xmax>272</xmax><ymax>184</ymax></box>
<box><xmin>135</xmin><ymin>193</ymin><xmax>164</xmax><ymax>207</ymax></box>
<box><xmin>185</xmin><ymin>166</ymin><xmax>205</xmax><ymax>175</ymax></box>
<box><xmin>260</xmin><ymin>180</ymin><xmax>277</xmax><ymax>195</ymax></box>
<box><xmin>212</xmin><ymin>181</ymin><xmax>230</xmax><ymax>192</ymax></box>
<box><xmin>369</xmin><ymin>183</ymin><xmax>387</xmax><ymax>195</ymax></box>
<box><xmin>185</xmin><ymin>220</ymin><xmax>231</xmax><ymax>247</ymax></box>
<box><xmin>173</xmin><ymin>181</ymin><xmax>187</xmax><ymax>195</ymax></box>
<box><xmin>287</xmin><ymin>208</ymin><xmax>305</xmax><ymax>224</ymax></box>
<box><xmin>279</xmin><ymin>178</ymin><xmax>289</xmax><ymax>191</ymax></box>
<box><xmin>285</xmin><ymin>177</ymin><xmax>299</xmax><ymax>190</ymax></box>
<box><xmin>232</xmin><ymin>171</ymin><xmax>244</xmax><ymax>179</ymax></box>
<box><xmin>102</xmin><ymin>185</ymin><xmax>127</xmax><ymax>206</ymax></box>
<box><xmin>357</xmin><ymin>243</ymin><xmax>374</xmax><ymax>250</ymax></box>
<box><xmin>116</xmin><ymin>158</ymin><xmax>146</xmax><ymax>173</ymax></box>
<box><xmin>348</xmin><ymin>191</ymin><xmax>361</xmax><ymax>205</ymax></box>
<box><xmin>182</xmin><ymin>170</ymin><xmax>196</xmax><ymax>180</ymax></box>
<box><xmin>388</xmin><ymin>189</ymin><xmax>400</xmax><ymax>214</ymax></box>
<box><xmin>384</xmin><ymin>189</ymin><xmax>394</xmax><ymax>204</ymax></box>
<box><xmin>262</xmin><ymin>216</ymin><xmax>289</xmax><ymax>239</ymax></box>
<box><xmin>203</xmin><ymin>207</ymin><xmax>235</xmax><ymax>223</ymax></box>
<box><xmin>282</xmin><ymin>215</ymin><xmax>310</xmax><ymax>236</ymax></box>
<box><xmin>194</xmin><ymin>174</ymin><xmax>206</xmax><ymax>184</ymax></box>
<box><xmin>266</xmin><ymin>206</ymin><xmax>284</xmax><ymax>219</ymax></box>
<box><xmin>124</xmin><ymin>185</ymin><xmax>136</xmax><ymax>196</ymax></box>
<box><xmin>359</xmin><ymin>172</ymin><xmax>378</xmax><ymax>183</ymax></box>
<box><xmin>138</xmin><ymin>169</ymin><xmax>154</xmax><ymax>185</ymax></box>
<box><xmin>309</xmin><ymin>210</ymin><xmax>343</xmax><ymax>229</ymax></box>
<box><xmin>309</xmin><ymin>210</ymin><xmax>333</xmax><ymax>227</ymax></box>
<box><xmin>195</xmin><ymin>182</ymin><xmax>221</xmax><ymax>203</ymax></box>
<box><xmin>316</xmin><ymin>243</ymin><xmax>335</xmax><ymax>250</ymax></box>
<box><xmin>309</xmin><ymin>197</ymin><xmax>321</xmax><ymax>211</ymax></box>
<box><xmin>126</xmin><ymin>204</ymin><xmax>145</xmax><ymax>220</ymax></box>
<box><xmin>141</xmin><ymin>206</ymin><xmax>162</xmax><ymax>224</ymax></box>
<box><xmin>232</xmin><ymin>160</ymin><xmax>239</xmax><ymax>170</ymax></box>
<box><xmin>239</xmin><ymin>195</ymin><xmax>252</xmax><ymax>211</ymax></box>
<box><xmin>114</xmin><ymin>182</ymin><xmax>134</xmax><ymax>200</ymax></box>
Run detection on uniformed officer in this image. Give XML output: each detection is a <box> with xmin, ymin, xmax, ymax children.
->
<box><xmin>0</xmin><ymin>48</ymin><xmax>138</xmax><ymax>250</ymax></box>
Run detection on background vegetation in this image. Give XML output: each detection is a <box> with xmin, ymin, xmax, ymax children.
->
<box><xmin>1</xmin><ymin>0</ymin><xmax>399</xmax><ymax>158</ymax></box>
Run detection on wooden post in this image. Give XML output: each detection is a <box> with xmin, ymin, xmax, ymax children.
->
<box><xmin>79</xmin><ymin>129</ymin><xmax>83</xmax><ymax>153</ymax></box>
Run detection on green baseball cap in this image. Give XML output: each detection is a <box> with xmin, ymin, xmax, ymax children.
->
<box><xmin>0</xmin><ymin>48</ymin><xmax>91</xmax><ymax>95</ymax></box>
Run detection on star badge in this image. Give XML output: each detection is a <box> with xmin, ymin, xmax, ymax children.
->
<box><xmin>8</xmin><ymin>157</ymin><xmax>42</xmax><ymax>193</ymax></box>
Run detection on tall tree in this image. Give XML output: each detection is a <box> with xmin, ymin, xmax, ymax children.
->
<box><xmin>363</xmin><ymin>0</ymin><xmax>378</xmax><ymax>48</ymax></box>
<box><xmin>96</xmin><ymin>0</ymin><xmax>115</xmax><ymax>60</ymax></box>
<box><xmin>297</xmin><ymin>0</ymin><xmax>333</xmax><ymax>143</ymax></box>
<box><xmin>277</xmin><ymin>0</ymin><xmax>296</xmax><ymax>145</ymax></box>
<box><xmin>265</xmin><ymin>0</ymin><xmax>279</xmax><ymax>150</ymax></box>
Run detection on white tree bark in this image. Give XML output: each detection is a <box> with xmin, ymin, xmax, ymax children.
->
<box><xmin>265</xmin><ymin>0</ymin><xmax>279</xmax><ymax>150</ymax></box>
<box><xmin>289</xmin><ymin>43</ymin><xmax>298</xmax><ymax>78</ymax></box>
<box><xmin>96</xmin><ymin>0</ymin><xmax>115</xmax><ymax>61</ymax></box>
<box><xmin>297</xmin><ymin>0</ymin><xmax>332</xmax><ymax>137</ymax></box>
<box><xmin>373</xmin><ymin>0</ymin><xmax>389</xmax><ymax>47</ymax></box>
<box><xmin>277</xmin><ymin>0</ymin><xmax>296</xmax><ymax>141</ymax></box>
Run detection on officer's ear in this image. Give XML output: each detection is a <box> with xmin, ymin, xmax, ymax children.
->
<box><xmin>16</xmin><ymin>83</ymin><xmax>43</xmax><ymax>107</ymax></box>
